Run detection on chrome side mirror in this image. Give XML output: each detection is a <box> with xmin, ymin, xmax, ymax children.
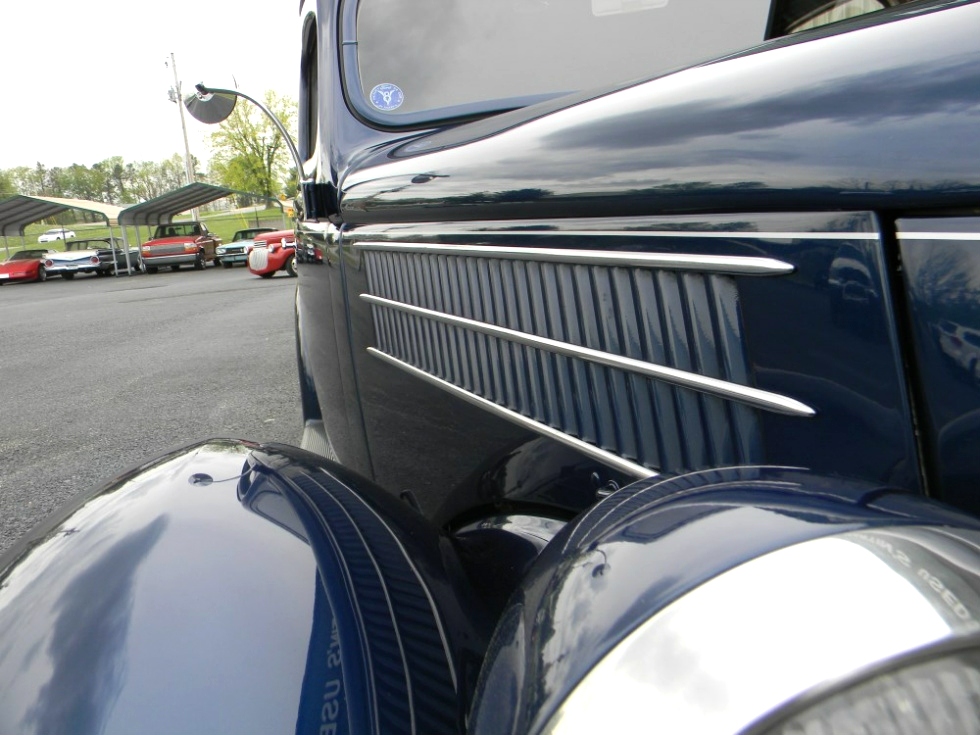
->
<box><xmin>184</xmin><ymin>84</ymin><xmax>305</xmax><ymax>184</ymax></box>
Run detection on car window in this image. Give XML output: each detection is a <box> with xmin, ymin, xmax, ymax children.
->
<box><xmin>346</xmin><ymin>0</ymin><xmax>772</xmax><ymax>125</ymax></box>
<box><xmin>773</xmin><ymin>0</ymin><xmax>925</xmax><ymax>35</ymax></box>
<box><xmin>345</xmin><ymin>0</ymin><xmax>930</xmax><ymax>127</ymax></box>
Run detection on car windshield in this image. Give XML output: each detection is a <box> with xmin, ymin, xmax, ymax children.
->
<box><xmin>7</xmin><ymin>250</ymin><xmax>45</xmax><ymax>261</ymax></box>
<box><xmin>233</xmin><ymin>229</ymin><xmax>271</xmax><ymax>241</ymax></box>
<box><xmin>67</xmin><ymin>240</ymin><xmax>111</xmax><ymax>250</ymax></box>
<box><xmin>152</xmin><ymin>223</ymin><xmax>202</xmax><ymax>238</ymax></box>
<box><xmin>346</xmin><ymin>0</ymin><xmax>927</xmax><ymax>126</ymax></box>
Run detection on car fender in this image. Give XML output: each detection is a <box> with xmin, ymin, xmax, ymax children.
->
<box><xmin>0</xmin><ymin>440</ymin><xmax>488</xmax><ymax>735</ymax></box>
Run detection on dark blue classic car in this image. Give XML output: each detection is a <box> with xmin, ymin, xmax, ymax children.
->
<box><xmin>5</xmin><ymin>1</ymin><xmax>980</xmax><ymax>733</ymax></box>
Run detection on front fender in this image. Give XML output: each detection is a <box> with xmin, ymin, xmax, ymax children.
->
<box><xmin>0</xmin><ymin>440</ymin><xmax>483</xmax><ymax>735</ymax></box>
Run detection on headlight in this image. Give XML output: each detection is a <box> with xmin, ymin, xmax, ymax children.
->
<box><xmin>543</xmin><ymin>529</ymin><xmax>980</xmax><ymax>735</ymax></box>
<box><xmin>752</xmin><ymin>638</ymin><xmax>980</xmax><ymax>735</ymax></box>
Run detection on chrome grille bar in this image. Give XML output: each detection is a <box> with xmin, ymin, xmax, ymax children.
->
<box><xmin>356</xmin><ymin>241</ymin><xmax>794</xmax><ymax>275</ymax></box>
<box><xmin>362</xmin><ymin>294</ymin><xmax>815</xmax><ymax>417</ymax></box>
<box><xmin>367</xmin><ymin>348</ymin><xmax>657</xmax><ymax>479</ymax></box>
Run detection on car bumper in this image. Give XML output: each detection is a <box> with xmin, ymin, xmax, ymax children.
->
<box><xmin>217</xmin><ymin>253</ymin><xmax>247</xmax><ymax>264</ymax></box>
<box><xmin>46</xmin><ymin>265</ymin><xmax>99</xmax><ymax>275</ymax></box>
<box><xmin>0</xmin><ymin>272</ymin><xmax>34</xmax><ymax>282</ymax></box>
<box><xmin>142</xmin><ymin>254</ymin><xmax>197</xmax><ymax>267</ymax></box>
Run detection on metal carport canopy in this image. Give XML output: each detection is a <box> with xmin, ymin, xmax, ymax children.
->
<box><xmin>117</xmin><ymin>183</ymin><xmax>234</xmax><ymax>227</ymax></box>
<box><xmin>0</xmin><ymin>195</ymin><xmax>123</xmax><ymax>237</ymax></box>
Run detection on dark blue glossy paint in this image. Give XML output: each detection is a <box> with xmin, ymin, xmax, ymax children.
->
<box><xmin>338</xmin><ymin>1</ymin><xmax>980</xmax><ymax>223</ymax></box>
<box><xmin>898</xmin><ymin>217</ymin><xmax>980</xmax><ymax>516</ymax></box>
<box><xmin>0</xmin><ymin>440</ymin><xmax>485</xmax><ymax>735</ymax></box>
<box><xmin>294</xmin><ymin>0</ymin><xmax>980</xmax><ymax>515</ymax></box>
<box><xmin>0</xmin><ymin>441</ymin><xmax>321</xmax><ymax>735</ymax></box>
<box><xmin>322</xmin><ymin>210</ymin><xmax>920</xmax><ymax>520</ymax></box>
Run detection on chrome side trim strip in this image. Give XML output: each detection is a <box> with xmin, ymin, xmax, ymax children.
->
<box><xmin>355</xmin><ymin>241</ymin><xmax>794</xmax><ymax>275</ymax></box>
<box><xmin>362</xmin><ymin>294</ymin><xmax>816</xmax><ymax>418</ymax></box>
<box><xmin>368</xmin><ymin>348</ymin><xmax>657</xmax><ymax>479</ymax></box>
<box><xmin>896</xmin><ymin>232</ymin><xmax>980</xmax><ymax>241</ymax></box>
<box><xmin>357</xmin><ymin>231</ymin><xmax>881</xmax><ymax>242</ymax></box>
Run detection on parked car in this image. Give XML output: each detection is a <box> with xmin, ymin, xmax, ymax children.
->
<box><xmin>42</xmin><ymin>237</ymin><xmax>140</xmax><ymax>279</ymax></box>
<box><xmin>7</xmin><ymin>1</ymin><xmax>980</xmax><ymax>733</ymax></box>
<box><xmin>936</xmin><ymin>319</ymin><xmax>980</xmax><ymax>381</ymax></box>
<box><xmin>0</xmin><ymin>249</ymin><xmax>51</xmax><ymax>284</ymax></box>
<box><xmin>140</xmin><ymin>221</ymin><xmax>220</xmax><ymax>272</ymax></box>
<box><xmin>36</xmin><ymin>227</ymin><xmax>76</xmax><ymax>243</ymax></box>
<box><xmin>246</xmin><ymin>229</ymin><xmax>296</xmax><ymax>278</ymax></box>
<box><xmin>216</xmin><ymin>227</ymin><xmax>275</xmax><ymax>267</ymax></box>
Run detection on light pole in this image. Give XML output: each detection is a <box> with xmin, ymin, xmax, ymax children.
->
<box><xmin>167</xmin><ymin>53</ymin><xmax>199</xmax><ymax>221</ymax></box>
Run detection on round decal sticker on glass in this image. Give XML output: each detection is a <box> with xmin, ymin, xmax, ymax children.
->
<box><xmin>370</xmin><ymin>83</ymin><xmax>404</xmax><ymax>112</ymax></box>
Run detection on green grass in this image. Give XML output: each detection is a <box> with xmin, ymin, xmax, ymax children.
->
<box><xmin>3</xmin><ymin>207</ymin><xmax>292</xmax><ymax>255</ymax></box>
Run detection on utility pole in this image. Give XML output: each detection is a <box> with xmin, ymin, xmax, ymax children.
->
<box><xmin>169</xmin><ymin>52</ymin><xmax>199</xmax><ymax>221</ymax></box>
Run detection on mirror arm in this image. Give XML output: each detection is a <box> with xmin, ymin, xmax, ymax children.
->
<box><xmin>193</xmin><ymin>83</ymin><xmax>307</xmax><ymax>183</ymax></box>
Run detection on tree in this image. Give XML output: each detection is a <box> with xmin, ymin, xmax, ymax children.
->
<box><xmin>0</xmin><ymin>170</ymin><xmax>14</xmax><ymax>199</ymax></box>
<box><xmin>0</xmin><ymin>151</ymin><xmax>208</xmax><ymax>208</ymax></box>
<box><xmin>209</xmin><ymin>91</ymin><xmax>297</xmax><ymax>201</ymax></box>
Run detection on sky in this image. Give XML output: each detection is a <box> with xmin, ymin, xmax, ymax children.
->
<box><xmin>0</xmin><ymin>0</ymin><xmax>298</xmax><ymax>171</ymax></box>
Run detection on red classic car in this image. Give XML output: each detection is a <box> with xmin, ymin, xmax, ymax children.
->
<box><xmin>0</xmin><ymin>249</ymin><xmax>52</xmax><ymax>284</ymax></box>
<box><xmin>246</xmin><ymin>229</ymin><xmax>296</xmax><ymax>278</ymax></box>
<box><xmin>140</xmin><ymin>222</ymin><xmax>221</xmax><ymax>273</ymax></box>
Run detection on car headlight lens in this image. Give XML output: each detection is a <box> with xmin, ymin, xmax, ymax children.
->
<box><xmin>754</xmin><ymin>640</ymin><xmax>980</xmax><ymax>735</ymax></box>
<box><xmin>542</xmin><ymin>530</ymin><xmax>980</xmax><ymax>735</ymax></box>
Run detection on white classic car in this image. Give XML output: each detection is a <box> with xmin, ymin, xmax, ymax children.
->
<box><xmin>42</xmin><ymin>238</ymin><xmax>140</xmax><ymax>279</ymax></box>
<box><xmin>36</xmin><ymin>228</ymin><xmax>76</xmax><ymax>243</ymax></box>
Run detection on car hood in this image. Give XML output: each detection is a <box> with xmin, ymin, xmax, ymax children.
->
<box><xmin>0</xmin><ymin>259</ymin><xmax>39</xmax><ymax>272</ymax></box>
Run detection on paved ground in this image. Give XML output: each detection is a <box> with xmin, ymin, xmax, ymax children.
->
<box><xmin>0</xmin><ymin>265</ymin><xmax>303</xmax><ymax>555</ymax></box>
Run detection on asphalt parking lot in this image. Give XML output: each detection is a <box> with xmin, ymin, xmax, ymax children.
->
<box><xmin>0</xmin><ymin>265</ymin><xmax>303</xmax><ymax>556</ymax></box>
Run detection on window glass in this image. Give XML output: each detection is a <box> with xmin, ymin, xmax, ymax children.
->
<box><xmin>299</xmin><ymin>15</ymin><xmax>318</xmax><ymax>161</ymax></box>
<box><xmin>347</xmin><ymin>0</ymin><xmax>930</xmax><ymax>126</ymax></box>
<box><xmin>791</xmin><ymin>0</ymin><xmax>887</xmax><ymax>31</ymax></box>
<box><xmin>349</xmin><ymin>0</ymin><xmax>772</xmax><ymax>123</ymax></box>
<box><xmin>771</xmin><ymin>0</ymin><xmax>927</xmax><ymax>36</ymax></box>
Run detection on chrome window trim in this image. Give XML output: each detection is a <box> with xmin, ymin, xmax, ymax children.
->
<box><xmin>895</xmin><ymin>232</ymin><xmax>980</xmax><ymax>241</ymax></box>
<box><xmin>356</xmin><ymin>232</ymin><xmax>877</xmax><ymax>244</ymax></box>
<box><xmin>367</xmin><ymin>348</ymin><xmax>657</xmax><ymax>479</ymax></box>
<box><xmin>362</xmin><ymin>294</ymin><xmax>816</xmax><ymax>418</ymax></box>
